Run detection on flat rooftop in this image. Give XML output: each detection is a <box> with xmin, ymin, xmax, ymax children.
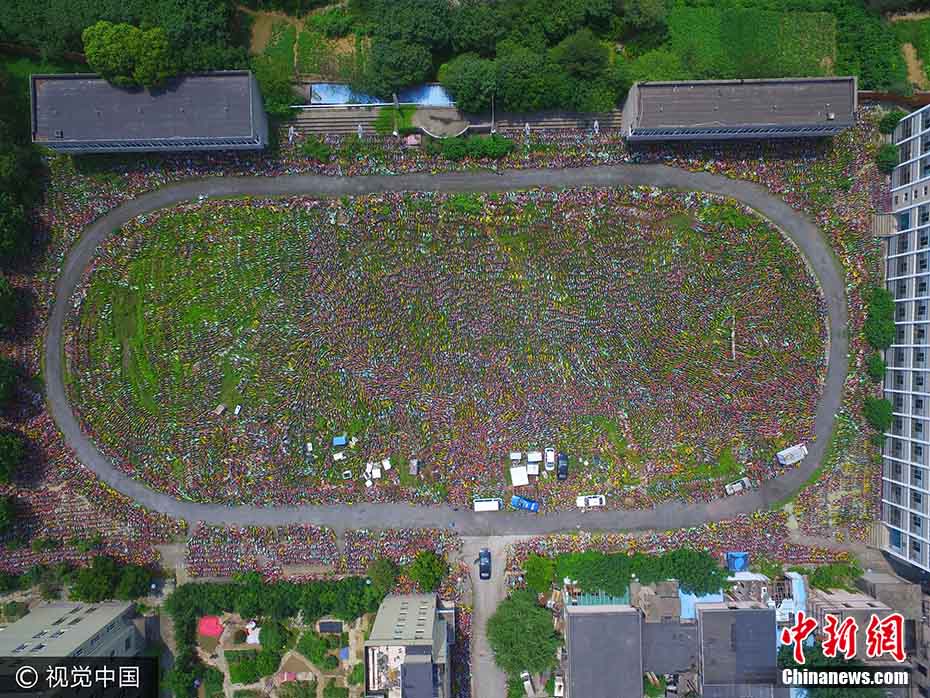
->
<box><xmin>31</xmin><ymin>72</ymin><xmax>258</xmax><ymax>144</ymax></box>
<box><xmin>0</xmin><ymin>602</ymin><xmax>132</xmax><ymax>657</ymax></box>
<box><xmin>630</xmin><ymin>77</ymin><xmax>856</xmax><ymax>130</ymax></box>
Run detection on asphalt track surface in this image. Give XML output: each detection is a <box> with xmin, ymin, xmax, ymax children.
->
<box><xmin>44</xmin><ymin>165</ymin><xmax>849</xmax><ymax>534</ymax></box>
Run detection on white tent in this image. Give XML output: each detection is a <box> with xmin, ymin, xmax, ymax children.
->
<box><xmin>510</xmin><ymin>465</ymin><xmax>529</xmax><ymax>487</ymax></box>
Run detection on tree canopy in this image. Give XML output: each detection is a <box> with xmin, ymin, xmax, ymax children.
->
<box><xmin>0</xmin><ymin>357</ymin><xmax>17</xmax><ymax>405</ymax></box>
<box><xmin>487</xmin><ymin>590</ymin><xmax>562</xmax><ymax>676</ymax></box>
<box><xmin>0</xmin><ymin>495</ymin><xmax>13</xmax><ymax>534</ymax></box>
<box><xmin>362</xmin><ymin>38</ymin><xmax>432</xmax><ymax>99</ymax></box>
<box><xmin>0</xmin><ymin>430</ymin><xmax>25</xmax><ymax>484</ymax></box>
<box><xmin>82</xmin><ymin>21</ymin><xmax>175</xmax><ymax>88</ymax></box>
<box><xmin>438</xmin><ymin>53</ymin><xmax>496</xmax><ymax>113</ymax></box>
<box><xmin>406</xmin><ymin>550</ymin><xmax>449</xmax><ymax>591</ymax></box>
<box><xmin>70</xmin><ymin>555</ymin><xmax>153</xmax><ymax>602</ymax></box>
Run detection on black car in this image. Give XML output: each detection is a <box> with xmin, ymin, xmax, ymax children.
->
<box><xmin>557</xmin><ymin>452</ymin><xmax>569</xmax><ymax>480</ymax></box>
<box><xmin>478</xmin><ymin>548</ymin><xmax>492</xmax><ymax>580</ymax></box>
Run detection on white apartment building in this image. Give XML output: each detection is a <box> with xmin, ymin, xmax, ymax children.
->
<box><xmin>884</xmin><ymin>104</ymin><xmax>930</xmax><ymax>571</ymax></box>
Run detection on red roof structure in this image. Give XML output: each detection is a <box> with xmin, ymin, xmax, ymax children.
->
<box><xmin>198</xmin><ymin>616</ymin><xmax>224</xmax><ymax>638</ymax></box>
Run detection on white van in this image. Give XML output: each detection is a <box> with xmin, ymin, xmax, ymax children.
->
<box><xmin>776</xmin><ymin>443</ymin><xmax>808</xmax><ymax>466</ymax></box>
<box><xmin>473</xmin><ymin>497</ymin><xmax>504</xmax><ymax>512</ymax></box>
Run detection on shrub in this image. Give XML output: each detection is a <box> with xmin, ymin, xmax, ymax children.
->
<box><xmin>523</xmin><ymin>554</ymin><xmax>555</xmax><ymax>594</ymax></box>
<box><xmin>367</xmin><ymin>557</ymin><xmax>399</xmax><ymax>594</ymax></box>
<box><xmin>307</xmin><ymin>7</ymin><xmax>356</xmax><ymax>38</ymax></box>
<box><xmin>863</xmin><ymin>396</ymin><xmax>893</xmax><ymax>432</ymax></box>
<box><xmin>866</xmin><ymin>352</ymin><xmax>886</xmax><ymax>383</ymax></box>
<box><xmin>876</xmin><ymin>143</ymin><xmax>899</xmax><ymax>174</ymax></box>
<box><xmin>299</xmin><ymin>137</ymin><xmax>331</xmax><ymax>162</ymax></box>
<box><xmin>879</xmin><ymin>109</ymin><xmax>907</xmax><ymax>135</ymax></box>
<box><xmin>439</xmin><ymin>135</ymin><xmax>514</xmax><ymax>161</ymax></box>
<box><xmin>438</xmin><ymin>53</ymin><xmax>496</xmax><ymax>113</ymax></box>
<box><xmin>348</xmin><ymin>663</ymin><xmax>365</xmax><ymax>685</ymax></box>
<box><xmin>321</xmin><ymin>654</ymin><xmax>339</xmax><ymax>670</ymax></box>
<box><xmin>864</xmin><ymin>287</ymin><xmax>895</xmax><ymax>349</ymax></box>
<box><xmin>322</xmin><ymin>680</ymin><xmax>348</xmax><ymax>698</ymax></box>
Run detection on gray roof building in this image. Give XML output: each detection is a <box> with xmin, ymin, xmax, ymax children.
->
<box><xmin>621</xmin><ymin>77</ymin><xmax>856</xmax><ymax>143</ymax></box>
<box><xmin>0</xmin><ymin>601</ymin><xmax>142</xmax><ymax>658</ymax></box>
<box><xmin>365</xmin><ymin>594</ymin><xmax>452</xmax><ymax>698</ymax></box>
<box><xmin>642</xmin><ymin>621</ymin><xmax>699</xmax><ymax>675</ymax></box>
<box><xmin>697</xmin><ymin>602</ymin><xmax>778</xmax><ymax>692</ymax></box>
<box><xmin>30</xmin><ymin>71</ymin><xmax>268</xmax><ymax>153</ymax></box>
<box><xmin>564</xmin><ymin>604</ymin><xmax>642</xmax><ymax>698</ymax></box>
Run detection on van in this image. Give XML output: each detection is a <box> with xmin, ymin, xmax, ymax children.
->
<box><xmin>724</xmin><ymin>477</ymin><xmax>751</xmax><ymax>496</ymax></box>
<box><xmin>776</xmin><ymin>443</ymin><xmax>808</xmax><ymax>466</ymax></box>
<box><xmin>473</xmin><ymin>497</ymin><xmax>504</xmax><ymax>512</ymax></box>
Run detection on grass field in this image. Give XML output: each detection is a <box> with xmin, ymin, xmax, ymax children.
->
<box><xmin>67</xmin><ymin>190</ymin><xmax>825</xmax><ymax>507</ymax></box>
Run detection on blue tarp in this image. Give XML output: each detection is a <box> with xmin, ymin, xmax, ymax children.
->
<box><xmin>309</xmin><ymin>82</ymin><xmax>454</xmax><ymax>106</ymax></box>
<box><xmin>726</xmin><ymin>551</ymin><xmax>749</xmax><ymax>573</ymax></box>
<box><xmin>678</xmin><ymin>590</ymin><xmax>724</xmax><ymax>620</ymax></box>
<box><xmin>339</xmin><ymin>647</ymin><xmax>349</xmax><ymax>660</ymax></box>
<box><xmin>332</xmin><ymin>435</ymin><xmax>347</xmax><ymax>447</ymax></box>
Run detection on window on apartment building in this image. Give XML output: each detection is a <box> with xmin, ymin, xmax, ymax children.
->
<box><xmin>918</xmin><ymin>374</ymin><xmax>926</xmax><ymax>388</ymax></box>
<box><xmin>913</xmin><ymin>467</ymin><xmax>923</xmax><ymax>484</ymax></box>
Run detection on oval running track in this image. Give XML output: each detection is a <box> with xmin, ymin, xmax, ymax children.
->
<box><xmin>44</xmin><ymin>164</ymin><xmax>849</xmax><ymax>535</ymax></box>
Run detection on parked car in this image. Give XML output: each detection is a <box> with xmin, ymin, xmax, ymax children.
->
<box><xmin>725</xmin><ymin>477</ymin><xmax>752</xmax><ymax>496</ymax></box>
<box><xmin>576</xmin><ymin>494</ymin><xmax>606</xmax><ymax>508</ymax></box>
<box><xmin>520</xmin><ymin>671</ymin><xmax>534</xmax><ymax>697</ymax></box>
<box><xmin>544</xmin><ymin>447</ymin><xmax>556</xmax><ymax>471</ymax></box>
<box><xmin>511</xmin><ymin>495</ymin><xmax>540</xmax><ymax>513</ymax></box>
<box><xmin>478</xmin><ymin>548</ymin><xmax>491</xmax><ymax>580</ymax></box>
<box><xmin>557</xmin><ymin>452</ymin><xmax>569</xmax><ymax>480</ymax></box>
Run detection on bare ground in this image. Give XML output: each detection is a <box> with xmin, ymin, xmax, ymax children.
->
<box><xmin>902</xmin><ymin>42</ymin><xmax>930</xmax><ymax>89</ymax></box>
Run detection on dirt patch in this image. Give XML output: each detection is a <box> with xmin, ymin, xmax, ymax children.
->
<box><xmin>902</xmin><ymin>42</ymin><xmax>930</xmax><ymax>89</ymax></box>
<box><xmin>240</xmin><ymin>7</ymin><xmax>304</xmax><ymax>55</ymax></box>
<box><xmin>281</xmin><ymin>654</ymin><xmax>314</xmax><ymax>674</ymax></box>
<box><xmin>889</xmin><ymin>10</ymin><xmax>930</xmax><ymax>22</ymax></box>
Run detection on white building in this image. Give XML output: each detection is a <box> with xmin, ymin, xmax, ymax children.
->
<box><xmin>884</xmin><ymin>105</ymin><xmax>930</xmax><ymax>571</ymax></box>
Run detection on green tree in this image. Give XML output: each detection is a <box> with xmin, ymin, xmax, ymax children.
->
<box><xmin>133</xmin><ymin>27</ymin><xmax>173</xmax><ymax>88</ymax></box>
<box><xmin>629</xmin><ymin>48</ymin><xmax>687</xmax><ymax>82</ymax></box>
<box><xmin>523</xmin><ymin>555</ymin><xmax>555</xmax><ymax>594</ymax></box>
<box><xmin>251</xmin><ymin>56</ymin><xmax>298</xmax><ymax>118</ymax></box>
<box><xmin>0</xmin><ymin>495</ymin><xmax>14</xmax><ymax>535</ymax></box>
<box><xmin>495</xmin><ymin>45</ymin><xmax>555</xmax><ymax>112</ymax></box>
<box><xmin>0</xmin><ymin>192</ymin><xmax>28</xmax><ymax>262</ymax></box>
<box><xmin>879</xmin><ymin>109</ymin><xmax>907</xmax><ymax>135</ymax></box>
<box><xmin>83</xmin><ymin>21</ymin><xmax>139</xmax><ymax>87</ymax></box>
<box><xmin>0</xmin><ymin>357</ymin><xmax>16</xmax><ymax>405</ymax></box>
<box><xmin>71</xmin><ymin>556</ymin><xmax>121</xmax><ymax>602</ymax></box>
<box><xmin>0</xmin><ymin>430</ymin><xmax>24</xmax><ymax>484</ymax></box>
<box><xmin>406</xmin><ymin>551</ymin><xmax>449</xmax><ymax>592</ymax></box>
<box><xmin>450</xmin><ymin>0</ymin><xmax>504</xmax><ymax>56</ymax></box>
<box><xmin>864</xmin><ymin>287</ymin><xmax>895</xmax><ymax>350</ymax></box>
<box><xmin>363</xmin><ymin>38</ymin><xmax>432</xmax><ymax>99</ymax></box>
<box><xmin>551</xmin><ymin>28</ymin><xmax>608</xmax><ymax>80</ymax></box>
<box><xmin>621</xmin><ymin>0</ymin><xmax>667</xmax><ymax>31</ymax></box>
<box><xmin>866</xmin><ymin>352</ymin><xmax>886</xmax><ymax>383</ymax></box>
<box><xmin>0</xmin><ymin>275</ymin><xmax>15</xmax><ymax>329</ymax></box>
<box><xmin>279</xmin><ymin>680</ymin><xmax>318</xmax><ymax>698</ymax></box>
<box><xmin>367</xmin><ymin>557</ymin><xmax>399</xmax><ymax>595</ymax></box>
<box><xmin>83</xmin><ymin>21</ymin><xmax>175</xmax><ymax>88</ymax></box>
<box><xmin>875</xmin><ymin>143</ymin><xmax>899</xmax><ymax>174</ymax></box>
<box><xmin>370</xmin><ymin>0</ymin><xmax>451</xmax><ymax>51</ymax></box>
<box><xmin>439</xmin><ymin>54</ymin><xmax>496</xmax><ymax>113</ymax></box>
<box><xmin>863</xmin><ymin>396</ymin><xmax>893</xmax><ymax>432</ymax></box>
<box><xmin>114</xmin><ymin>564</ymin><xmax>153</xmax><ymax>600</ymax></box>
<box><xmin>487</xmin><ymin>590</ymin><xmax>561</xmax><ymax>676</ymax></box>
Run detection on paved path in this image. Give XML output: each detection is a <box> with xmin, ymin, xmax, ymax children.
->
<box><xmin>44</xmin><ymin>165</ymin><xmax>849</xmax><ymax>534</ymax></box>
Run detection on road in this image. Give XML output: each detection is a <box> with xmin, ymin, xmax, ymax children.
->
<box><xmin>44</xmin><ymin>164</ymin><xmax>848</xmax><ymax>534</ymax></box>
<box><xmin>43</xmin><ymin>165</ymin><xmax>850</xmax><ymax>698</ymax></box>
